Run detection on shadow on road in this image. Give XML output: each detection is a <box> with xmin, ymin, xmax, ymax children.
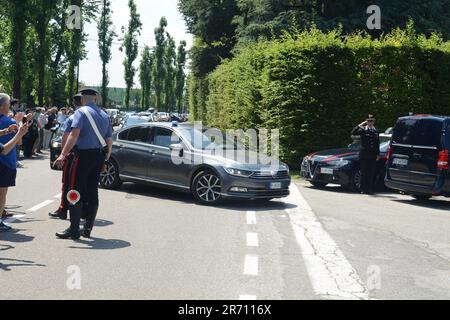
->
<box><xmin>302</xmin><ymin>185</ymin><xmax>399</xmax><ymax>199</ymax></box>
<box><xmin>218</xmin><ymin>199</ymin><xmax>297</xmax><ymax>212</ymax></box>
<box><xmin>112</xmin><ymin>183</ymin><xmax>295</xmax><ymax>212</ymax></box>
<box><xmin>115</xmin><ymin>183</ymin><xmax>195</xmax><ymax>204</ymax></box>
<box><xmin>0</xmin><ymin>258</ymin><xmax>46</xmax><ymax>272</ymax></box>
<box><xmin>69</xmin><ymin>238</ymin><xmax>131</xmax><ymax>251</ymax></box>
<box><xmin>94</xmin><ymin>219</ymin><xmax>114</xmax><ymax>228</ymax></box>
<box><xmin>393</xmin><ymin>199</ymin><xmax>450</xmax><ymax>211</ymax></box>
<box><xmin>0</xmin><ymin>230</ymin><xmax>34</xmax><ymax>244</ymax></box>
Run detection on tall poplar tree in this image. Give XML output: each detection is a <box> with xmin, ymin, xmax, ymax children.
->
<box><xmin>98</xmin><ymin>0</ymin><xmax>116</xmax><ymax>108</ymax></box>
<box><xmin>120</xmin><ymin>0</ymin><xmax>142</xmax><ymax>110</ymax></box>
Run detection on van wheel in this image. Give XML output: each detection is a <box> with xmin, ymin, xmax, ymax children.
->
<box><xmin>411</xmin><ymin>195</ymin><xmax>432</xmax><ymax>201</ymax></box>
<box><xmin>349</xmin><ymin>167</ymin><xmax>362</xmax><ymax>193</ymax></box>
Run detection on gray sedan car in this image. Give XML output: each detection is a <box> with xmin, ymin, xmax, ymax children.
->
<box><xmin>100</xmin><ymin>123</ymin><xmax>291</xmax><ymax>205</ymax></box>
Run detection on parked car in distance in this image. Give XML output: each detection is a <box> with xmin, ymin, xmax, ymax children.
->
<box><xmin>155</xmin><ymin>112</ymin><xmax>170</xmax><ymax>122</ymax></box>
<box><xmin>49</xmin><ymin>121</ymin><xmax>67</xmax><ymax>171</ymax></box>
<box><xmin>385</xmin><ymin>115</ymin><xmax>450</xmax><ymax>200</ymax></box>
<box><xmin>301</xmin><ymin>133</ymin><xmax>392</xmax><ymax>192</ymax></box>
<box><xmin>100</xmin><ymin>123</ymin><xmax>291</xmax><ymax>205</ymax></box>
<box><xmin>106</xmin><ymin>109</ymin><xmax>121</xmax><ymax>126</ymax></box>
<box><xmin>121</xmin><ymin>114</ymin><xmax>154</xmax><ymax>128</ymax></box>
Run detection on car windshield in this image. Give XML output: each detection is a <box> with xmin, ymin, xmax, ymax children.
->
<box><xmin>179</xmin><ymin>128</ymin><xmax>246</xmax><ymax>150</ymax></box>
<box><xmin>349</xmin><ymin>137</ymin><xmax>391</xmax><ymax>152</ymax></box>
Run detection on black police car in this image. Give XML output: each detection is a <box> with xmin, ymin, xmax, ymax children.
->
<box><xmin>385</xmin><ymin>115</ymin><xmax>450</xmax><ymax>200</ymax></box>
<box><xmin>301</xmin><ymin>133</ymin><xmax>391</xmax><ymax>192</ymax></box>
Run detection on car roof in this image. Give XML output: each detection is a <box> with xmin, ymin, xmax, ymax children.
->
<box><xmin>398</xmin><ymin>115</ymin><xmax>449</xmax><ymax>122</ymax></box>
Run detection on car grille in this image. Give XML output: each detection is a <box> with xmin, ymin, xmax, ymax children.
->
<box><xmin>301</xmin><ymin>160</ymin><xmax>319</xmax><ymax>179</ymax></box>
<box><xmin>250</xmin><ymin>170</ymin><xmax>290</xmax><ymax>180</ymax></box>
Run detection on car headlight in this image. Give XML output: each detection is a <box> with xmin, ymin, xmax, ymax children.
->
<box><xmin>224</xmin><ymin>167</ymin><xmax>254</xmax><ymax>177</ymax></box>
<box><xmin>326</xmin><ymin>159</ymin><xmax>350</xmax><ymax>168</ymax></box>
<box><xmin>52</xmin><ymin>141</ymin><xmax>62</xmax><ymax>149</ymax></box>
<box><xmin>281</xmin><ymin>164</ymin><xmax>290</xmax><ymax>174</ymax></box>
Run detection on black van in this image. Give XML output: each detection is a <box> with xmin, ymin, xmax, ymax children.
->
<box><xmin>385</xmin><ymin>115</ymin><xmax>450</xmax><ymax>200</ymax></box>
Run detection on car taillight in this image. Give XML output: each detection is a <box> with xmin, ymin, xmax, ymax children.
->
<box><xmin>437</xmin><ymin>150</ymin><xmax>449</xmax><ymax>170</ymax></box>
<box><xmin>387</xmin><ymin>145</ymin><xmax>392</xmax><ymax>162</ymax></box>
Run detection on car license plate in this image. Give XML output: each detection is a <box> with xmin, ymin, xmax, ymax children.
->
<box><xmin>321</xmin><ymin>168</ymin><xmax>334</xmax><ymax>175</ymax></box>
<box><xmin>270</xmin><ymin>182</ymin><xmax>282</xmax><ymax>190</ymax></box>
<box><xmin>393</xmin><ymin>158</ymin><xmax>409</xmax><ymax>166</ymax></box>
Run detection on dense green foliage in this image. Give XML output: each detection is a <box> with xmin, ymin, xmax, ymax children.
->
<box><xmin>139</xmin><ymin>46</ymin><xmax>153</xmax><ymax>109</ymax></box>
<box><xmin>120</xmin><ymin>0</ymin><xmax>142</xmax><ymax>110</ymax></box>
<box><xmin>205</xmin><ymin>25</ymin><xmax>450</xmax><ymax>166</ymax></box>
<box><xmin>0</xmin><ymin>0</ymin><xmax>98</xmax><ymax>107</ymax></box>
<box><xmin>98</xmin><ymin>0</ymin><xmax>116</xmax><ymax>108</ymax></box>
<box><xmin>180</xmin><ymin>0</ymin><xmax>450</xmax><ymax>127</ymax></box>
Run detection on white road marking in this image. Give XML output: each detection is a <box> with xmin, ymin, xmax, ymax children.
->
<box><xmin>243</xmin><ymin>255</ymin><xmax>259</xmax><ymax>276</ymax></box>
<box><xmin>283</xmin><ymin>184</ymin><xmax>370</xmax><ymax>300</ymax></box>
<box><xmin>54</xmin><ymin>193</ymin><xmax>62</xmax><ymax>199</ymax></box>
<box><xmin>246</xmin><ymin>233</ymin><xmax>259</xmax><ymax>247</ymax></box>
<box><xmin>27</xmin><ymin>200</ymin><xmax>55</xmax><ymax>213</ymax></box>
<box><xmin>239</xmin><ymin>295</ymin><xmax>257</xmax><ymax>300</ymax></box>
<box><xmin>247</xmin><ymin>211</ymin><xmax>257</xmax><ymax>225</ymax></box>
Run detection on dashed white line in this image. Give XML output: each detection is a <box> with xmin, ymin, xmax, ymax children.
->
<box><xmin>27</xmin><ymin>200</ymin><xmax>55</xmax><ymax>213</ymax></box>
<box><xmin>246</xmin><ymin>233</ymin><xmax>259</xmax><ymax>247</ymax></box>
<box><xmin>239</xmin><ymin>295</ymin><xmax>257</xmax><ymax>300</ymax></box>
<box><xmin>243</xmin><ymin>254</ymin><xmax>259</xmax><ymax>276</ymax></box>
<box><xmin>284</xmin><ymin>184</ymin><xmax>370</xmax><ymax>300</ymax></box>
<box><xmin>246</xmin><ymin>211</ymin><xmax>257</xmax><ymax>225</ymax></box>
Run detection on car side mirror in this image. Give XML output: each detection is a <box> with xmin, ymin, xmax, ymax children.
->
<box><xmin>169</xmin><ymin>143</ymin><xmax>184</xmax><ymax>157</ymax></box>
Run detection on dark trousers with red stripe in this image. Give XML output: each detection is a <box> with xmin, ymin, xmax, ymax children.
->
<box><xmin>68</xmin><ymin>149</ymin><xmax>105</xmax><ymax>234</ymax></box>
<box><xmin>59</xmin><ymin>153</ymin><xmax>75</xmax><ymax>213</ymax></box>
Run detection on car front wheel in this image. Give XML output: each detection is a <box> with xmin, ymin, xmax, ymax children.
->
<box><xmin>192</xmin><ymin>170</ymin><xmax>223</xmax><ymax>205</ymax></box>
<box><xmin>349</xmin><ymin>167</ymin><xmax>362</xmax><ymax>193</ymax></box>
<box><xmin>100</xmin><ymin>159</ymin><xmax>122</xmax><ymax>190</ymax></box>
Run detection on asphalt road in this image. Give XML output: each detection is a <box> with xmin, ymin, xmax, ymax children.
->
<box><xmin>1</xmin><ymin>152</ymin><xmax>449</xmax><ymax>300</ymax></box>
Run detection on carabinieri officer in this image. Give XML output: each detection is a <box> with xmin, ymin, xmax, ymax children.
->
<box><xmin>351</xmin><ymin>115</ymin><xmax>380</xmax><ymax>195</ymax></box>
<box><xmin>54</xmin><ymin>88</ymin><xmax>113</xmax><ymax>240</ymax></box>
<box><xmin>50</xmin><ymin>93</ymin><xmax>84</xmax><ymax>220</ymax></box>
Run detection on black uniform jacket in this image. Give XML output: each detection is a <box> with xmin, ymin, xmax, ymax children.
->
<box><xmin>351</xmin><ymin>126</ymin><xmax>380</xmax><ymax>160</ymax></box>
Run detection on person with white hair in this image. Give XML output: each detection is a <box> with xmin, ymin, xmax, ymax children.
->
<box><xmin>0</xmin><ymin>93</ymin><xmax>29</xmax><ymax>231</ymax></box>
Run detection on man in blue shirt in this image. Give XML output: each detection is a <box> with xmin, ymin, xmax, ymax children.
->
<box><xmin>49</xmin><ymin>94</ymin><xmax>83</xmax><ymax>220</ymax></box>
<box><xmin>0</xmin><ymin>93</ymin><xmax>29</xmax><ymax>232</ymax></box>
<box><xmin>54</xmin><ymin>88</ymin><xmax>113</xmax><ymax>240</ymax></box>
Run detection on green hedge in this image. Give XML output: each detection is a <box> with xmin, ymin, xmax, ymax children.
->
<box><xmin>192</xmin><ymin>24</ymin><xmax>450</xmax><ymax>167</ymax></box>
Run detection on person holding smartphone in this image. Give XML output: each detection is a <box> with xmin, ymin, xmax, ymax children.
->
<box><xmin>352</xmin><ymin>115</ymin><xmax>380</xmax><ymax>195</ymax></box>
<box><xmin>21</xmin><ymin>109</ymin><xmax>39</xmax><ymax>158</ymax></box>
<box><xmin>0</xmin><ymin>93</ymin><xmax>30</xmax><ymax>231</ymax></box>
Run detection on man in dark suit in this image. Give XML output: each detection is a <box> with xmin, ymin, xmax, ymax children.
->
<box><xmin>352</xmin><ymin>115</ymin><xmax>380</xmax><ymax>195</ymax></box>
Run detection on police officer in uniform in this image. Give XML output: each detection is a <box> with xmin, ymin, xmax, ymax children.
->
<box><xmin>351</xmin><ymin>115</ymin><xmax>380</xmax><ymax>195</ymax></box>
<box><xmin>49</xmin><ymin>93</ymin><xmax>84</xmax><ymax>220</ymax></box>
<box><xmin>54</xmin><ymin>88</ymin><xmax>113</xmax><ymax>240</ymax></box>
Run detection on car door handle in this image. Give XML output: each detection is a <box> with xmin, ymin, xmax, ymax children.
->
<box><xmin>149</xmin><ymin>149</ymin><xmax>158</xmax><ymax>155</ymax></box>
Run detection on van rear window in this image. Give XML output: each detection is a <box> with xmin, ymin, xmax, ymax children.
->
<box><xmin>393</xmin><ymin>119</ymin><xmax>443</xmax><ymax>147</ymax></box>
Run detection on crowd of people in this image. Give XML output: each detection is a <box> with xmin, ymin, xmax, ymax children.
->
<box><xmin>0</xmin><ymin>94</ymin><xmax>77</xmax><ymax>231</ymax></box>
<box><xmin>1</xmin><ymin>89</ymin><xmax>113</xmax><ymax>240</ymax></box>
